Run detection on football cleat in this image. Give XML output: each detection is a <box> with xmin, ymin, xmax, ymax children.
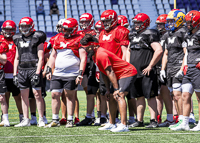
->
<box><xmin>38</xmin><ymin>117</ymin><xmax>45</xmax><ymax>127</ymax></box>
<box><xmin>98</xmin><ymin>123</ymin><xmax>117</xmax><ymax>131</ymax></box>
<box><xmin>14</xmin><ymin>118</ymin><xmax>30</xmax><ymax>127</ymax></box>
<box><xmin>0</xmin><ymin>120</ymin><xmax>10</xmax><ymax>127</ymax></box>
<box><xmin>76</xmin><ymin>117</ymin><xmax>92</xmax><ymax>126</ymax></box>
<box><xmin>157</xmin><ymin>115</ymin><xmax>162</xmax><ymax>124</ymax></box>
<box><xmin>169</xmin><ymin>119</ymin><xmax>183</xmax><ymax>129</ymax></box>
<box><xmin>190</xmin><ymin>123</ymin><xmax>200</xmax><ymax>131</ymax></box>
<box><xmin>159</xmin><ymin>120</ymin><xmax>175</xmax><ymax>127</ymax></box>
<box><xmin>65</xmin><ymin>120</ymin><xmax>73</xmax><ymax>128</ymax></box>
<box><xmin>94</xmin><ymin>118</ymin><xmax>101</xmax><ymax>126</ymax></box>
<box><xmin>74</xmin><ymin>117</ymin><xmax>80</xmax><ymax>125</ymax></box>
<box><xmin>146</xmin><ymin>119</ymin><xmax>158</xmax><ymax>128</ymax></box>
<box><xmin>128</xmin><ymin>118</ymin><xmax>136</xmax><ymax>125</ymax></box>
<box><xmin>189</xmin><ymin>113</ymin><xmax>196</xmax><ymax>124</ymax></box>
<box><xmin>44</xmin><ymin>120</ymin><xmax>60</xmax><ymax>128</ymax></box>
<box><xmin>110</xmin><ymin>123</ymin><xmax>129</xmax><ymax>132</ymax></box>
<box><xmin>129</xmin><ymin>121</ymin><xmax>144</xmax><ymax>128</ymax></box>
<box><xmin>59</xmin><ymin>118</ymin><xmax>67</xmax><ymax>125</ymax></box>
<box><xmin>43</xmin><ymin>116</ymin><xmax>48</xmax><ymax>124</ymax></box>
<box><xmin>170</xmin><ymin>123</ymin><xmax>190</xmax><ymax>131</ymax></box>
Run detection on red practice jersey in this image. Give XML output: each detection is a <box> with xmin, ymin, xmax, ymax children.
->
<box><xmin>98</xmin><ymin>26</ymin><xmax>129</xmax><ymax>59</ymax></box>
<box><xmin>95</xmin><ymin>47</ymin><xmax>137</xmax><ymax>80</ymax></box>
<box><xmin>0</xmin><ymin>35</ymin><xmax>9</xmax><ymax>70</ymax></box>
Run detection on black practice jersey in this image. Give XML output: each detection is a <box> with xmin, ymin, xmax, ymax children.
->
<box><xmin>13</xmin><ymin>31</ymin><xmax>46</xmax><ymax>69</ymax></box>
<box><xmin>129</xmin><ymin>29</ymin><xmax>160</xmax><ymax>78</ymax></box>
<box><xmin>156</xmin><ymin>32</ymin><xmax>168</xmax><ymax>67</ymax></box>
<box><xmin>185</xmin><ymin>30</ymin><xmax>200</xmax><ymax>65</ymax></box>
<box><xmin>165</xmin><ymin>27</ymin><xmax>186</xmax><ymax>67</ymax></box>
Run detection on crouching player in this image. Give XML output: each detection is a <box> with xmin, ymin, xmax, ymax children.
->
<box><xmin>80</xmin><ymin>34</ymin><xmax>137</xmax><ymax>132</ymax></box>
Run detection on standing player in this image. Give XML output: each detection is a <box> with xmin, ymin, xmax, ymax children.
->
<box><xmin>0</xmin><ymin>20</ymin><xmax>23</xmax><ymax>124</ymax></box>
<box><xmin>80</xmin><ymin>34</ymin><xmax>137</xmax><ymax>132</ymax></box>
<box><xmin>171</xmin><ymin>10</ymin><xmax>200</xmax><ymax>131</ymax></box>
<box><xmin>13</xmin><ymin>17</ymin><xmax>46</xmax><ymax>127</ymax></box>
<box><xmin>98</xmin><ymin>10</ymin><xmax>130</xmax><ymax>127</ymax></box>
<box><xmin>154</xmin><ymin>14</ymin><xmax>174</xmax><ymax>126</ymax></box>
<box><xmin>0</xmin><ymin>32</ymin><xmax>9</xmax><ymax>127</ymax></box>
<box><xmin>128</xmin><ymin>13</ymin><xmax>163</xmax><ymax>128</ymax></box>
<box><xmin>45</xmin><ymin>18</ymin><xmax>87</xmax><ymax>127</ymax></box>
<box><xmin>160</xmin><ymin>10</ymin><xmax>186</xmax><ymax>129</ymax></box>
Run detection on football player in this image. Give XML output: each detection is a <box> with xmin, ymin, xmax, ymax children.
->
<box><xmin>13</xmin><ymin>17</ymin><xmax>46</xmax><ymax>127</ymax></box>
<box><xmin>45</xmin><ymin>18</ymin><xmax>87</xmax><ymax>128</ymax></box>
<box><xmin>80</xmin><ymin>34</ymin><xmax>137</xmax><ymax>132</ymax></box>
<box><xmin>0</xmin><ymin>20</ymin><xmax>23</xmax><ymax>125</ymax></box>
<box><xmin>159</xmin><ymin>10</ymin><xmax>187</xmax><ymax>130</ymax></box>
<box><xmin>128</xmin><ymin>13</ymin><xmax>163</xmax><ymax>128</ymax></box>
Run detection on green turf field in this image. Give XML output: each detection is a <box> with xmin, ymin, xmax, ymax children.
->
<box><xmin>0</xmin><ymin>91</ymin><xmax>200</xmax><ymax>143</ymax></box>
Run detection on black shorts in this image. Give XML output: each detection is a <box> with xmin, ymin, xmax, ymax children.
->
<box><xmin>0</xmin><ymin>70</ymin><xmax>6</xmax><ymax>93</ymax></box>
<box><xmin>167</xmin><ymin>73</ymin><xmax>182</xmax><ymax>88</ymax></box>
<box><xmin>182</xmin><ymin>66</ymin><xmax>200</xmax><ymax>90</ymax></box>
<box><xmin>50</xmin><ymin>75</ymin><xmax>77</xmax><ymax>91</ymax></box>
<box><xmin>42</xmin><ymin>77</ymin><xmax>47</xmax><ymax>98</ymax></box>
<box><xmin>18</xmin><ymin>69</ymin><xmax>43</xmax><ymax>89</ymax></box>
<box><xmin>83</xmin><ymin>63</ymin><xmax>90</xmax><ymax>77</ymax></box>
<box><xmin>130</xmin><ymin>70</ymin><xmax>158</xmax><ymax>99</ymax></box>
<box><xmin>87</xmin><ymin>64</ymin><xmax>99</xmax><ymax>95</ymax></box>
<box><xmin>5</xmin><ymin>79</ymin><xmax>20</xmax><ymax>96</ymax></box>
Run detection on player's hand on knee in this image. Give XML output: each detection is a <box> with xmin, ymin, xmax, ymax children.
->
<box><xmin>113</xmin><ymin>90</ymin><xmax>120</xmax><ymax>101</ymax></box>
<box><xmin>13</xmin><ymin>75</ymin><xmax>19</xmax><ymax>87</ymax></box>
<box><xmin>31</xmin><ymin>74</ymin><xmax>40</xmax><ymax>86</ymax></box>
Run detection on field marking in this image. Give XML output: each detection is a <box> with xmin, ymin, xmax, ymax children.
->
<box><xmin>1</xmin><ymin>133</ymin><xmax>200</xmax><ymax>138</ymax></box>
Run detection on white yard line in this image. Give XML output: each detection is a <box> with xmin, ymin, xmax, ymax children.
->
<box><xmin>1</xmin><ymin>133</ymin><xmax>200</xmax><ymax>138</ymax></box>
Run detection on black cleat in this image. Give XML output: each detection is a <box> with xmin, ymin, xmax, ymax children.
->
<box><xmin>76</xmin><ymin>117</ymin><xmax>92</xmax><ymax>126</ymax></box>
<box><xmin>129</xmin><ymin>121</ymin><xmax>144</xmax><ymax>128</ymax></box>
<box><xmin>146</xmin><ymin>119</ymin><xmax>158</xmax><ymax>128</ymax></box>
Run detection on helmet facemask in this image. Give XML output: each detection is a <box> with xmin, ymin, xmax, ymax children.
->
<box><xmin>62</xmin><ymin>27</ymin><xmax>74</xmax><ymax>38</ymax></box>
<box><xmin>101</xmin><ymin>19</ymin><xmax>115</xmax><ymax>31</ymax></box>
<box><xmin>2</xmin><ymin>28</ymin><xmax>16</xmax><ymax>38</ymax></box>
<box><xmin>156</xmin><ymin>23</ymin><xmax>166</xmax><ymax>33</ymax></box>
<box><xmin>79</xmin><ymin>20</ymin><xmax>91</xmax><ymax>30</ymax></box>
<box><xmin>132</xmin><ymin>20</ymin><xmax>144</xmax><ymax>32</ymax></box>
<box><xmin>19</xmin><ymin>24</ymin><xmax>32</xmax><ymax>36</ymax></box>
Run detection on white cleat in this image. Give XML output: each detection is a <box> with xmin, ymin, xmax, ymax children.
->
<box><xmin>94</xmin><ymin>118</ymin><xmax>101</xmax><ymax>126</ymax></box>
<box><xmin>170</xmin><ymin>123</ymin><xmax>190</xmax><ymax>131</ymax></box>
<box><xmin>38</xmin><ymin>117</ymin><xmax>45</xmax><ymax>127</ymax></box>
<box><xmin>14</xmin><ymin>118</ymin><xmax>31</xmax><ymax>127</ymax></box>
<box><xmin>190</xmin><ymin>123</ymin><xmax>200</xmax><ymax>131</ymax></box>
<box><xmin>98</xmin><ymin>123</ymin><xmax>117</xmax><ymax>130</ymax></box>
<box><xmin>0</xmin><ymin>120</ymin><xmax>10</xmax><ymax>127</ymax></box>
<box><xmin>110</xmin><ymin>123</ymin><xmax>129</xmax><ymax>132</ymax></box>
<box><xmin>30</xmin><ymin>115</ymin><xmax>37</xmax><ymax>125</ymax></box>
<box><xmin>189</xmin><ymin>113</ymin><xmax>196</xmax><ymax>124</ymax></box>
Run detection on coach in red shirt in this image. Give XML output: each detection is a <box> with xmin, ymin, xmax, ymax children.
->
<box><xmin>80</xmin><ymin>34</ymin><xmax>137</xmax><ymax>132</ymax></box>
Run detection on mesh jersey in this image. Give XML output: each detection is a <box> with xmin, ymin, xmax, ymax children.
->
<box><xmin>185</xmin><ymin>30</ymin><xmax>200</xmax><ymax>65</ymax></box>
<box><xmin>129</xmin><ymin>29</ymin><xmax>160</xmax><ymax>78</ymax></box>
<box><xmin>165</xmin><ymin>27</ymin><xmax>186</xmax><ymax>67</ymax></box>
<box><xmin>99</xmin><ymin>26</ymin><xmax>129</xmax><ymax>59</ymax></box>
<box><xmin>0</xmin><ymin>36</ymin><xmax>9</xmax><ymax>70</ymax></box>
<box><xmin>96</xmin><ymin>47</ymin><xmax>137</xmax><ymax>80</ymax></box>
<box><xmin>13</xmin><ymin>31</ymin><xmax>46</xmax><ymax>69</ymax></box>
<box><xmin>53</xmin><ymin>34</ymin><xmax>83</xmax><ymax>77</ymax></box>
<box><xmin>0</xmin><ymin>35</ymin><xmax>17</xmax><ymax>78</ymax></box>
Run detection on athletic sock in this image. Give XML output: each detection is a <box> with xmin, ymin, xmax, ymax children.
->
<box><xmin>52</xmin><ymin>114</ymin><xmax>59</xmax><ymax>121</ymax></box>
<box><xmin>179</xmin><ymin>115</ymin><xmax>183</xmax><ymax>120</ymax></box>
<box><xmin>31</xmin><ymin>112</ymin><xmax>36</xmax><ymax>117</ymax></box>
<box><xmin>3</xmin><ymin>114</ymin><xmax>8</xmax><ymax>121</ymax></box>
<box><xmin>129</xmin><ymin>116</ymin><xmax>135</xmax><ymax>121</ymax></box>
<box><xmin>182</xmin><ymin>116</ymin><xmax>189</xmax><ymax>126</ymax></box>
<box><xmin>86</xmin><ymin>114</ymin><xmax>91</xmax><ymax>118</ymax></box>
<box><xmin>67</xmin><ymin>115</ymin><xmax>73</xmax><ymax>121</ymax></box>
<box><xmin>167</xmin><ymin>114</ymin><xmax>173</xmax><ymax>122</ymax></box>
<box><xmin>97</xmin><ymin>111</ymin><xmax>101</xmax><ymax>118</ymax></box>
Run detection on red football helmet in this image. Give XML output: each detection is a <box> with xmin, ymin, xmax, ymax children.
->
<box><xmin>132</xmin><ymin>13</ymin><xmax>150</xmax><ymax>32</ymax></box>
<box><xmin>62</xmin><ymin>18</ymin><xmax>78</xmax><ymax>38</ymax></box>
<box><xmin>1</xmin><ymin>20</ymin><xmax>16</xmax><ymax>38</ymax></box>
<box><xmin>94</xmin><ymin>20</ymin><xmax>104</xmax><ymax>33</ymax></box>
<box><xmin>155</xmin><ymin>14</ymin><xmax>168</xmax><ymax>32</ymax></box>
<box><xmin>100</xmin><ymin>10</ymin><xmax>118</xmax><ymax>31</ymax></box>
<box><xmin>118</xmin><ymin>15</ymin><xmax>129</xmax><ymax>28</ymax></box>
<box><xmin>18</xmin><ymin>17</ymin><xmax>34</xmax><ymax>35</ymax></box>
<box><xmin>79</xmin><ymin>13</ymin><xmax>94</xmax><ymax>30</ymax></box>
<box><xmin>185</xmin><ymin>10</ymin><xmax>200</xmax><ymax>32</ymax></box>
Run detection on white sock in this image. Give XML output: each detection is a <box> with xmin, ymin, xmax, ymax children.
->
<box><xmin>179</xmin><ymin>115</ymin><xmax>183</xmax><ymax>120</ymax></box>
<box><xmin>3</xmin><ymin>114</ymin><xmax>8</xmax><ymax>121</ymax></box>
<box><xmin>67</xmin><ymin>115</ymin><xmax>73</xmax><ymax>120</ymax></box>
<box><xmin>182</xmin><ymin>116</ymin><xmax>189</xmax><ymax>126</ymax></box>
<box><xmin>129</xmin><ymin>116</ymin><xmax>135</xmax><ymax>121</ymax></box>
<box><xmin>52</xmin><ymin>114</ymin><xmax>59</xmax><ymax>120</ymax></box>
<box><xmin>167</xmin><ymin>114</ymin><xmax>173</xmax><ymax>122</ymax></box>
<box><xmin>86</xmin><ymin>114</ymin><xmax>91</xmax><ymax>118</ymax></box>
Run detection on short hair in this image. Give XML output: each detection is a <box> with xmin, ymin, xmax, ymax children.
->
<box><xmin>80</xmin><ymin>34</ymin><xmax>98</xmax><ymax>46</ymax></box>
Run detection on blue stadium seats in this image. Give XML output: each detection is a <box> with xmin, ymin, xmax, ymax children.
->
<box><xmin>99</xmin><ymin>5</ymin><xmax>105</xmax><ymax>10</ymax></box>
<box><xmin>125</xmin><ymin>0</ymin><xmax>131</xmax><ymax>5</ymax></box>
<box><xmin>71</xmin><ymin>1</ymin><xmax>77</xmax><ymax>5</ymax></box>
<box><xmin>127</xmin><ymin>9</ymin><xmax>134</xmax><ymax>15</ymax></box>
<box><xmin>79</xmin><ymin>5</ymin><xmax>85</xmax><ymax>10</ymax></box>
<box><xmin>106</xmin><ymin>5</ymin><xmax>112</xmax><ymax>9</ymax></box>
<box><xmin>120</xmin><ymin>5</ymin><xmax>126</xmax><ymax>10</ymax></box>
<box><xmin>121</xmin><ymin>10</ymin><xmax>127</xmax><ymax>15</ymax></box>
<box><xmin>119</xmin><ymin>0</ymin><xmax>125</xmax><ymax>5</ymax></box>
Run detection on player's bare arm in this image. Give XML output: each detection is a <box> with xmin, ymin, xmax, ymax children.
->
<box><xmin>180</xmin><ymin>47</ymin><xmax>187</xmax><ymax>71</ymax></box>
<box><xmin>46</xmin><ymin>48</ymin><xmax>57</xmax><ymax>80</ymax></box>
<box><xmin>126</xmin><ymin>44</ymin><xmax>131</xmax><ymax>63</ymax></box>
<box><xmin>121</xmin><ymin>45</ymin><xmax>128</xmax><ymax>61</ymax></box>
<box><xmin>36</xmin><ymin>43</ymin><xmax>44</xmax><ymax>75</ymax></box>
<box><xmin>13</xmin><ymin>46</ymin><xmax>19</xmax><ymax>76</ymax></box>
<box><xmin>161</xmin><ymin>48</ymin><xmax>168</xmax><ymax>71</ymax></box>
<box><xmin>142</xmin><ymin>42</ymin><xmax>163</xmax><ymax>75</ymax></box>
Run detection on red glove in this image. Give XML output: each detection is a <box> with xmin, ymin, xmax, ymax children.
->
<box><xmin>0</xmin><ymin>42</ymin><xmax>9</xmax><ymax>54</ymax></box>
<box><xmin>196</xmin><ymin>62</ymin><xmax>200</xmax><ymax>70</ymax></box>
<box><xmin>183</xmin><ymin>65</ymin><xmax>188</xmax><ymax>75</ymax></box>
<box><xmin>95</xmin><ymin>71</ymin><xmax>100</xmax><ymax>82</ymax></box>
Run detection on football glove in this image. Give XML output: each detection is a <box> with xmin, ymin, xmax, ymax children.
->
<box><xmin>196</xmin><ymin>62</ymin><xmax>200</xmax><ymax>70</ymax></box>
<box><xmin>183</xmin><ymin>65</ymin><xmax>188</xmax><ymax>75</ymax></box>
<box><xmin>160</xmin><ymin>70</ymin><xmax>166</xmax><ymax>83</ymax></box>
<box><xmin>31</xmin><ymin>74</ymin><xmax>40</xmax><ymax>86</ymax></box>
<box><xmin>13</xmin><ymin>75</ymin><xmax>19</xmax><ymax>87</ymax></box>
<box><xmin>175</xmin><ymin>70</ymin><xmax>184</xmax><ymax>80</ymax></box>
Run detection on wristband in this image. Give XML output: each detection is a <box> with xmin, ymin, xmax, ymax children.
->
<box><xmin>113</xmin><ymin>88</ymin><xmax>119</xmax><ymax>91</ymax></box>
<box><xmin>78</xmin><ymin>70</ymin><xmax>83</xmax><ymax>76</ymax></box>
<box><xmin>46</xmin><ymin>66</ymin><xmax>52</xmax><ymax>75</ymax></box>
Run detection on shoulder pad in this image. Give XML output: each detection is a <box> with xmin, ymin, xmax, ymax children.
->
<box><xmin>141</xmin><ymin>29</ymin><xmax>160</xmax><ymax>43</ymax></box>
<box><xmin>161</xmin><ymin>32</ymin><xmax>168</xmax><ymax>40</ymax></box>
<box><xmin>33</xmin><ymin>31</ymin><xmax>47</xmax><ymax>43</ymax></box>
<box><xmin>13</xmin><ymin>33</ymin><xmax>22</xmax><ymax>45</ymax></box>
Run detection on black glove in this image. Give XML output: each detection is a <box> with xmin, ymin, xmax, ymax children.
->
<box><xmin>31</xmin><ymin>74</ymin><xmax>40</xmax><ymax>86</ymax></box>
<box><xmin>13</xmin><ymin>75</ymin><xmax>19</xmax><ymax>87</ymax></box>
<box><xmin>46</xmin><ymin>66</ymin><xmax>52</xmax><ymax>75</ymax></box>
